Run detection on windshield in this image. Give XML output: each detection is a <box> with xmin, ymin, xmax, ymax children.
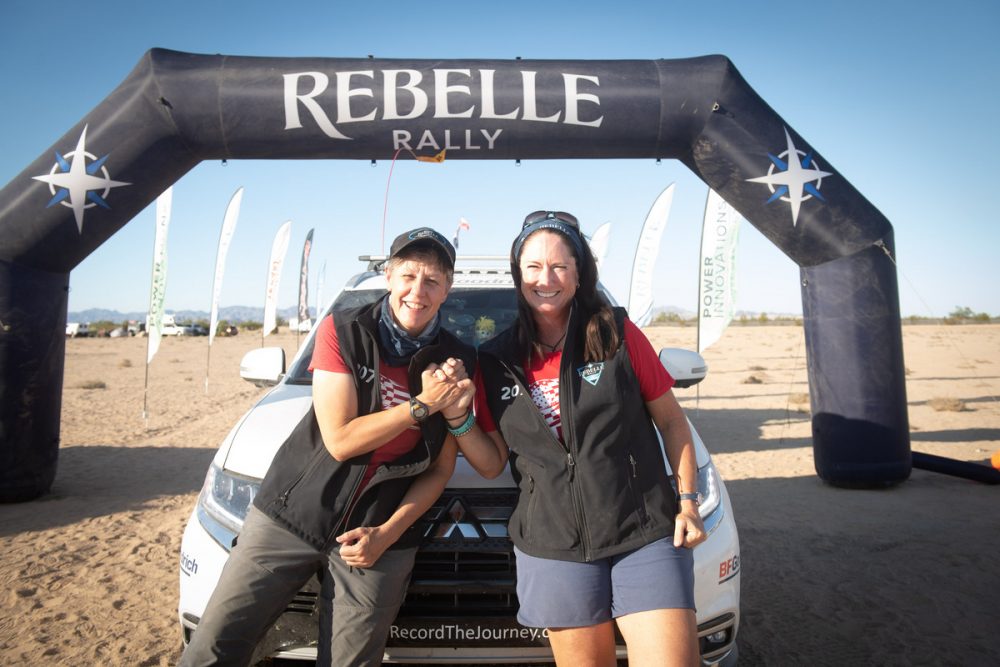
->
<box><xmin>285</xmin><ymin>287</ymin><xmax>519</xmax><ymax>384</ymax></box>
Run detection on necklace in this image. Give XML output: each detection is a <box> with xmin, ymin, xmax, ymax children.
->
<box><xmin>537</xmin><ymin>329</ymin><xmax>567</xmax><ymax>353</ymax></box>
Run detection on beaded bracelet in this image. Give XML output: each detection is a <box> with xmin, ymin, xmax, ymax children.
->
<box><xmin>447</xmin><ymin>410</ymin><xmax>476</xmax><ymax>437</ymax></box>
<box><xmin>444</xmin><ymin>410</ymin><xmax>469</xmax><ymax>426</ymax></box>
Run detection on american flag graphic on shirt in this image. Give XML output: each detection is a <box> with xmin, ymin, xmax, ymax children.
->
<box><xmin>380</xmin><ymin>374</ymin><xmax>416</xmax><ymax>428</ymax></box>
<box><xmin>528</xmin><ymin>379</ymin><xmax>562</xmax><ymax>439</ymax></box>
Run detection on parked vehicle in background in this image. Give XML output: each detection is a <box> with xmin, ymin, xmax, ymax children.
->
<box><xmin>154</xmin><ymin>313</ymin><xmax>191</xmax><ymax>336</ymax></box>
<box><xmin>178</xmin><ymin>255</ymin><xmax>740</xmax><ymax>666</ymax></box>
<box><xmin>65</xmin><ymin>322</ymin><xmax>93</xmax><ymax>338</ymax></box>
<box><xmin>287</xmin><ymin>317</ymin><xmax>313</xmax><ymax>333</ymax></box>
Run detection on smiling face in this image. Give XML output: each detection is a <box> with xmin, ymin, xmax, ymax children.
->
<box><xmin>385</xmin><ymin>254</ymin><xmax>451</xmax><ymax>336</ymax></box>
<box><xmin>517</xmin><ymin>230</ymin><xmax>579</xmax><ymax>320</ymax></box>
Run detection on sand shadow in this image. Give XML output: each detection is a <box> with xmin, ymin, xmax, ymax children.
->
<box><xmin>910</xmin><ymin>427</ymin><xmax>1000</xmax><ymax>443</ymax></box>
<box><xmin>906</xmin><ymin>375</ymin><xmax>1000</xmax><ymax>382</ymax></box>
<box><xmin>0</xmin><ymin>444</ymin><xmax>215</xmax><ymax>536</ymax></box>
<box><xmin>724</xmin><ymin>472</ymin><xmax>1000</xmax><ymax>666</ymax></box>
<box><xmin>687</xmin><ymin>407</ymin><xmax>812</xmax><ymax>455</ymax></box>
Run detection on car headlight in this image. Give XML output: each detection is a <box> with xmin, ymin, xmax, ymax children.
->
<box><xmin>670</xmin><ymin>460</ymin><xmax>725</xmax><ymax>534</ymax></box>
<box><xmin>198</xmin><ymin>463</ymin><xmax>260</xmax><ymax>536</ymax></box>
<box><xmin>697</xmin><ymin>461</ymin><xmax>723</xmax><ymax>524</ymax></box>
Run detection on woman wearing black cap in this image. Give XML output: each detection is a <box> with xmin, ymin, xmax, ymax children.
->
<box><xmin>446</xmin><ymin>212</ymin><xmax>706</xmax><ymax>666</ymax></box>
<box><xmin>181</xmin><ymin>227</ymin><xmax>476</xmax><ymax>667</ymax></box>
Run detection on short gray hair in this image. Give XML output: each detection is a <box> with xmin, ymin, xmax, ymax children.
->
<box><xmin>385</xmin><ymin>247</ymin><xmax>454</xmax><ymax>285</ymax></box>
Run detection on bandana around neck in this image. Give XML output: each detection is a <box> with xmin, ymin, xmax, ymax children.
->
<box><xmin>378</xmin><ymin>296</ymin><xmax>440</xmax><ymax>366</ymax></box>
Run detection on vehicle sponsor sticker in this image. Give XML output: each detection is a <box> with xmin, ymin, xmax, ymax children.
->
<box><xmin>388</xmin><ymin>618</ymin><xmax>550</xmax><ymax>647</ymax></box>
<box><xmin>719</xmin><ymin>554</ymin><xmax>740</xmax><ymax>583</ymax></box>
<box><xmin>180</xmin><ymin>551</ymin><xmax>199</xmax><ymax>577</ymax></box>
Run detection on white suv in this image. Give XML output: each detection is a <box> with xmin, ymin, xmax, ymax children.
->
<box><xmin>178</xmin><ymin>256</ymin><xmax>740</xmax><ymax>665</ymax></box>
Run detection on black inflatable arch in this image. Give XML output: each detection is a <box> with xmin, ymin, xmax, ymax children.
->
<box><xmin>0</xmin><ymin>49</ymin><xmax>911</xmax><ymax>500</ymax></box>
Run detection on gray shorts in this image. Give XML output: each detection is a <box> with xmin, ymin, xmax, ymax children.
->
<box><xmin>514</xmin><ymin>537</ymin><xmax>695</xmax><ymax>629</ymax></box>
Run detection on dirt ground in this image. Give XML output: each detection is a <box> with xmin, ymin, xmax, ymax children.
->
<box><xmin>1</xmin><ymin>324</ymin><xmax>998</xmax><ymax>665</ymax></box>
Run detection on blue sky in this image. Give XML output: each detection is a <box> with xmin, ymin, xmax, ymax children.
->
<box><xmin>2</xmin><ymin>0</ymin><xmax>998</xmax><ymax>323</ymax></box>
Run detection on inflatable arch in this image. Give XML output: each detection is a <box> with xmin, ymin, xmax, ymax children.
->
<box><xmin>0</xmin><ymin>49</ymin><xmax>912</xmax><ymax>501</ymax></box>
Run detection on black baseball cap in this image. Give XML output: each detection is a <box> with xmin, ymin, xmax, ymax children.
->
<box><xmin>389</xmin><ymin>227</ymin><xmax>456</xmax><ymax>270</ymax></box>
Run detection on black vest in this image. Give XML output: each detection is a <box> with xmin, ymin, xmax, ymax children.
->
<box><xmin>254</xmin><ymin>297</ymin><xmax>475</xmax><ymax>552</ymax></box>
<box><xmin>479</xmin><ymin>307</ymin><xmax>678</xmax><ymax>562</ymax></box>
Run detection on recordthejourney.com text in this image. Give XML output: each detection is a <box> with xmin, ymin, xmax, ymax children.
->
<box><xmin>389</xmin><ymin>624</ymin><xmax>549</xmax><ymax>642</ymax></box>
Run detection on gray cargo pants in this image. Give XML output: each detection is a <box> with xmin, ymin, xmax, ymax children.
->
<box><xmin>179</xmin><ymin>505</ymin><xmax>417</xmax><ymax>667</ymax></box>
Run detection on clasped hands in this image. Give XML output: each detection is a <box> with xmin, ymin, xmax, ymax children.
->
<box><xmin>336</xmin><ymin>359</ymin><xmax>473</xmax><ymax>568</ymax></box>
<box><xmin>418</xmin><ymin>357</ymin><xmax>474</xmax><ymax>419</ymax></box>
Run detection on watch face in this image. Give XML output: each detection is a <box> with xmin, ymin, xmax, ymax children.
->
<box><xmin>409</xmin><ymin>398</ymin><xmax>429</xmax><ymax>421</ymax></box>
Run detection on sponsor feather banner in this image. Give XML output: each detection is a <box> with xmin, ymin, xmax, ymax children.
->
<box><xmin>627</xmin><ymin>184</ymin><xmax>675</xmax><ymax>328</ymax></box>
<box><xmin>589</xmin><ymin>221</ymin><xmax>611</xmax><ymax>273</ymax></box>
<box><xmin>263</xmin><ymin>220</ymin><xmax>292</xmax><ymax>338</ymax></box>
<box><xmin>297</xmin><ymin>228</ymin><xmax>314</xmax><ymax>330</ymax></box>
<box><xmin>209</xmin><ymin>187</ymin><xmax>243</xmax><ymax>346</ymax></box>
<box><xmin>143</xmin><ymin>187</ymin><xmax>172</xmax><ymax>420</ymax></box>
<box><xmin>697</xmin><ymin>189</ymin><xmax>742</xmax><ymax>353</ymax></box>
<box><xmin>316</xmin><ymin>260</ymin><xmax>326</xmax><ymax>325</ymax></box>
<box><xmin>145</xmin><ymin>187</ymin><xmax>172</xmax><ymax>364</ymax></box>
<box><xmin>205</xmin><ymin>187</ymin><xmax>243</xmax><ymax>392</ymax></box>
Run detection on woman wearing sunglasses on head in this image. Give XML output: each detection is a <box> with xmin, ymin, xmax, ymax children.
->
<box><xmin>442</xmin><ymin>210</ymin><xmax>706</xmax><ymax>666</ymax></box>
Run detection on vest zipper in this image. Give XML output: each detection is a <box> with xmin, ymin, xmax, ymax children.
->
<box><xmin>327</xmin><ymin>429</ymin><xmax>433</xmax><ymax>550</ymax></box>
<box><xmin>557</xmin><ymin>349</ymin><xmax>592</xmax><ymax>562</ymax></box>
<box><xmin>326</xmin><ymin>471</ymin><xmax>366</xmax><ymax>549</ymax></box>
<box><xmin>503</xmin><ymin>356</ymin><xmax>591</xmax><ymax>559</ymax></box>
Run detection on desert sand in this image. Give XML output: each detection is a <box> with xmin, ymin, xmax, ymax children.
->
<box><xmin>1</xmin><ymin>324</ymin><xmax>997</xmax><ymax>666</ymax></box>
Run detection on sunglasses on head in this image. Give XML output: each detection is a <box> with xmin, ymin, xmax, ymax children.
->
<box><xmin>522</xmin><ymin>210</ymin><xmax>580</xmax><ymax>230</ymax></box>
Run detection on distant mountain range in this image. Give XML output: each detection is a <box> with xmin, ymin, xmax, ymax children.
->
<box><xmin>652</xmin><ymin>306</ymin><xmax>803</xmax><ymax>319</ymax></box>
<box><xmin>69</xmin><ymin>304</ymin><xmax>799</xmax><ymax>324</ymax></box>
<box><xmin>67</xmin><ymin>306</ymin><xmax>310</xmax><ymax>324</ymax></box>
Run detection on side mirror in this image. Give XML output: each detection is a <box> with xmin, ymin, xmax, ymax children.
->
<box><xmin>658</xmin><ymin>348</ymin><xmax>708</xmax><ymax>388</ymax></box>
<box><xmin>240</xmin><ymin>347</ymin><xmax>286</xmax><ymax>387</ymax></box>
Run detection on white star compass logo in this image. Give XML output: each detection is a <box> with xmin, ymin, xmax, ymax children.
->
<box><xmin>747</xmin><ymin>127</ymin><xmax>832</xmax><ymax>227</ymax></box>
<box><xmin>32</xmin><ymin>125</ymin><xmax>130</xmax><ymax>233</ymax></box>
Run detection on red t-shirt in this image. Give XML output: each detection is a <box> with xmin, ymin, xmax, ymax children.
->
<box><xmin>474</xmin><ymin>318</ymin><xmax>674</xmax><ymax>440</ymax></box>
<box><xmin>309</xmin><ymin>314</ymin><xmax>421</xmax><ymax>492</ymax></box>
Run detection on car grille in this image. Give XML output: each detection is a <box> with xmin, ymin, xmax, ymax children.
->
<box><xmin>270</xmin><ymin>490</ymin><xmax>519</xmax><ymax>619</ymax></box>
<box><xmin>399</xmin><ymin>490</ymin><xmax>518</xmax><ymax>617</ymax></box>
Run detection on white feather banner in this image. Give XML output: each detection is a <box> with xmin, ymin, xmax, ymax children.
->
<box><xmin>208</xmin><ymin>187</ymin><xmax>243</xmax><ymax>346</ymax></box>
<box><xmin>697</xmin><ymin>189</ymin><xmax>742</xmax><ymax>353</ymax></box>
<box><xmin>263</xmin><ymin>220</ymin><xmax>292</xmax><ymax>338</ymax></box>
<box><xmin>589</xmin><ymin>221</ymin><xmax>611</xmax><ymax>273</ymax></box>
<box><xmin>627</xmin><ymin>183</ymin><xmax>675</xmax><ymax>328</ymax></box>
<box><xmin>146</xmin><ymin>187</ymin><xmax>172</xmax><ymax>365</ymax></box>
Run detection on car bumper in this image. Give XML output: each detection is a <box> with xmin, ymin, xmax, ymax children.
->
<box><xmin>179</xmin><ymin>483</ymin><xmax>739</xmax><ymax>665</ymax></box>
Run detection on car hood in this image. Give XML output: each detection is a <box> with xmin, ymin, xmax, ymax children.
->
<box><xmin>220</xmin><ymin>382</ymin><xmax>313</xmax><ymax>479</ymax></box>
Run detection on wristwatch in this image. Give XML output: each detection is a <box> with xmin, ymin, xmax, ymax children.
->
<box><xmin>678</xmin><ymin>492</ymin><xmax>702</xmax><ymax>505</ymax></box>
<box><xmin>409</xmin><ymin>397</ymin><xmax>430</xmax><ymax>423</ymax></box>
